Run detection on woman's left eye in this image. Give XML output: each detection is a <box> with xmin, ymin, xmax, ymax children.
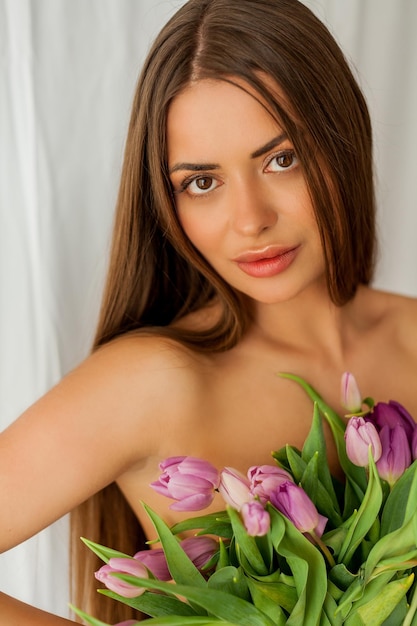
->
<box><xmin>264</xmin><ymin>150</ymin><xmax>299</xmax><ymax>173</ymax></box>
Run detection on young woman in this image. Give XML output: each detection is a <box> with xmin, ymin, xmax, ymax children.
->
<box><xmin>1</xmin><ymin>0</ymin><xmax>417</xmax><ymax>624</ymax></box>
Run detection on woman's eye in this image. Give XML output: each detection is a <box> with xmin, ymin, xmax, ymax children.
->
<box><xmin>182</xmin><ymin>175</ymin><xmax>219</xmax><ymax>196</ymax></box>
<box><xmin>264</xmin><ymin>150</ymin><xmax>298</xmax><ymax>173</ymax></box>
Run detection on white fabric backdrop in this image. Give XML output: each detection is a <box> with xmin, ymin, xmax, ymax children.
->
<box><xmin>0</xmin><ymin>0</ymin><xmax>416</xmax><ymax>618</ymax></box>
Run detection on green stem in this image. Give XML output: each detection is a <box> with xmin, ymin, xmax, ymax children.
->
<box><xmin>310</xmin><ymin>532</ymin><xmax>336</xmax><ymax>568</ymax></box>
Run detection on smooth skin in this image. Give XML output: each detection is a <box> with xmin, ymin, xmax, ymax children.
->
<box><xmin>1</xmin><ymin>78</ymin><xmax>417</xmax><ymax>624</ymax></box>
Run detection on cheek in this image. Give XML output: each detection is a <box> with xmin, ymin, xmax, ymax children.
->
<box><xmin>177</xmin><ymin>209</ymin><xmax>221</xmax><ymax>254</ymax></box>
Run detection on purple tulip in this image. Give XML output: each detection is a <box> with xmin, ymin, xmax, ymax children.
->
<box><xmin>372</xmin><ymin>401</ymin><xmax>416</xmax><ymax>441</ymax></box>
<box><xmin>134</xmin><ymin>548</ymin><xmax>170</xmax><ymax>581</ymax></box>
<box><xmin>341</xmin><ymin>372</ymin><xmax>362</xmax><ymax>413</ymax></box>
<box><xmin>95</xmin><ymin>558</ymin><xmax>148</xmax><ymax>598</ymax></box>
<box><xmin>241</xmin><ymin>500</ymin><xmax>271</xmax><ymax>536</ymax></box>
<box><xmin>247</xmin><ymin>465</ymin><xmax>293</xmax><ymax>504</ymax></box>
<box><xmin>181</xmin><ymin>536</ymin><xmax>218</xmax><ymax>571</ymax></box>
<box><xmin>376</xmin><ymin>424</ymin><xmax>412</xmax><ymax>486</ymax></box>
<box><xmin>270</xmin><ymin>481</ymin><xmax>327</xmax><ymax>537</ymax></box>
<box><xmin>150</xmin><ymin>456</ymin><xmax>220</xmax><ymax>511</ymax></box>
<box><xmin>219</xmin><ymin>467</ymin><xmax>252</xmax><ymax>510</ymax></box>
<box><xmin>345</xmin><ymin>417</ymin><xmax>382</xmax><ymax>466</ymax></box>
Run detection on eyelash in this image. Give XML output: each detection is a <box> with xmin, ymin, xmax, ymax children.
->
<box><xmin>263</xmin><ymin>149</ymin><xmax>299</xmax><ymax>173</ymax></box>
<box><xmin>175</xmin><ymin>148</ymin><xmax>299</xmax><ymax>198</ymax></box>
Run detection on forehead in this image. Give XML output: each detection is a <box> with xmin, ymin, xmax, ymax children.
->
<box><xmin>166</xmin><ymin>78</ymin><xmax>288</xmax><ymax>163</ymax></box>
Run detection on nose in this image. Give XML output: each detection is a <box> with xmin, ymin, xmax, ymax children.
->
<box><xmin>229</xmin><ymin>179</ymin><xmax>278</xmax><ymax>237</ymax></box>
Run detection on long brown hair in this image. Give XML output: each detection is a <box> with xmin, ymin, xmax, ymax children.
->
<box><xmin>71</xmin><ymin>0</ymin><xmax>376</xmax><ymax>622</ymax></box>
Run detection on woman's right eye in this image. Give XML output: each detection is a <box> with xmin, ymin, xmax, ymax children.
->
<box><xmin>180</xmin><ymin>175</ymin><xmax>220</xmax><ymax>197</ymax></box>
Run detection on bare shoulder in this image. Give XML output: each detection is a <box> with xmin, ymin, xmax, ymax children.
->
<box><xmin>356</xmin><ymin>286</ymin><xmax>417</xmax><ymax>326</ymax></box>
<box><xmin>78</xmin><ymin>332</ymin><xmax>210</xmax><ymax>429</ymax></box>
<box><xmin>355</xmin><ymin>286</ymin><xmax>417</xmax><ymax>356</ymax></box>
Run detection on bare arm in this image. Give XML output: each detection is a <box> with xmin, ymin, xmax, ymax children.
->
<box><xmin>0</xmin><ymin>593</ymin><xmax>75</xmax><ymax>625</ymax></box>
<box><xmin>0</xmin><ymin>335</ymin><xmax>199</xmax><ymax>623</ymax></box>
<box><xmin>0</xmin><ymin>335</ymin><xmax>188</xmax><ymax>552</ymax></box>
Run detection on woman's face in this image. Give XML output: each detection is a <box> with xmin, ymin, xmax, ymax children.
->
<box><xmin>167</xmin><ymin>78</ymin><xmax>326</xmax><ymax>305</ymax></box>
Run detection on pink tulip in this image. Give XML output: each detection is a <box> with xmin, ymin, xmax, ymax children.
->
<box><xmin>113</xmin><ymin>622</ymin><xmax>140</xmax><ymax>626</ymax></box>
<box><xmin>219</xmin><ymin>467</ymin><xmax>252</xmax><ymax>510</ymax></box>
<box><xmin>341</xmin><ymin>372</ymin><xmax>362</xmax><ymax>413</ymax></box>
<box><xmin>248</xmin><ymin>465</ymin><xmax>293</xmax><ymax>504</ymax></box>
<box><xmin>150</xmin><ymin>456</ymin><xmax>220</xmax><ymax>511</ymax></box>
<box><xmin>376</xmin><ymin>424</ymin><xmax>412</xmax><ymax>486</ymax></box>
<box><xmin>134</xmin><ymin>548</ymin><xmax>170</xmax><ymax>581</ymax></box>
<box><xmin>345</xmin><ymin>416</ymin><xmax>382</xmax><ymax>466</ymax></box>
<box><xmin>181</xmin><ymin>536</ymin><xmax>218</xmax><ymax>571</ymax></box>
<box><xmin>241</xmin><ymin>500</ymin><xmax>270</xmax><ymax>536</ymax></box>
<box><xmin>95</xmin><ymin>558</ymin><xmax>147</xmax><ymax>598</ymax></box>
<box><xmin>270</xmin><ymin>481</ymin><xmax>327</xmax><ymax>537</ymax></box>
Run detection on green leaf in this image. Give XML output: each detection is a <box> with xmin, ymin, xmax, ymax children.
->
<box><xmin>171</xmin><ymin>511</ymin><xmax>232</xmax><ymax>539</ymax></box>
<box><xmin>346</xmin><ymin>574</ymin><xmax>414</xmax><ymax>626</ymax></box>
<box><xmin>112</xmin><ymin>574</ymin><xmax>275</xmax><ymax>626</ymax></box>
<box><xmin>69</xmin><ymin>605</ymin><xmax>113</xmax><ymax>626</ymax></box>
<box><xmin>337</xmin><ymin>571</ymin><xmax>394</xmax><ymax>621</ymax></box>
<box><xmin>227</xmin><ymin>506</ymin><xmax>269</xmax><ymax>576</ymax></box>
<box><xmin>322</xmin><ymin>591</ymin><xmax>344</xmax><ymax>626</ymax></box>
<box><xmin>271</xmin><ymin>446</ymin><xmax>293</xmax><ymax>473</ymax></box>
<box><xmin>328</xmin><ymin>564</ymin><xmax>357</xmax><ymax>592</ymax></box>
<box><xmin>363</xmin><ymin>510</ymin><xmax>417</xmax><ymax>583</ymax></box>
<box><xmin>99</xmin><ymin>589</ymin><xmax>199</xmax><ymax>617</ymax></box>
<box><xmin>80</xmin><ymin>537</ymin><xmax>131</xmax><ymax>563</ymax></box>
<box><xmin>217</xmin><ymin>537</ymin><xmax>231</xmax><ymax>569</ymax></box>
<box><xmin>380</xmin><ymin>597</ymin><xmax>408</xmax><ymax>625</ymax></box>
<box><xmin>381</xmin><ymin>460</ymin><xmax>417</xmax><ymax>536</ymax></box>
<box><xmin>302</xmin><ymin>402</ymin><xmax>340</xmax><ymax>513</ymax></box>
<box><xmin>269</xmin><ymin>506</ymin><xmax>327</xmax><ymax>626</ymax></box>
<box><xmin>337</xmin><ymin>453</ymin><xmax>383</xmax><ymax>566</ymax></box>
<box><xmin>207</xmin><ymin>566</ymin><xmax>250</xmax><ymax>601</ymax></box>
<box><xmin>300</xmin><ymin>453</ymin><xmax>343</xmax><ymax>528</ymax></box>
<box><xmin>283</xmin><ymin>445</ymin><xmax>305</xmax><ymax>482</ymax></box>
<box><xmin>246</xmin><ymin>578</ymin><xmax>288</xmax><ymax>625</ymax></box>
<box><xmin>142</xmin><ymin>503</ymin><xmax>206</xmax><ymax>588</ymax></box>
<box><xmin>247</xmin><ymin>577</ymin><xmax>297</xmax><ymax>615</ymax></box>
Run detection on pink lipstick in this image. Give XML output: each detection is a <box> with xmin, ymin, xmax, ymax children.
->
<box><xmin>234</xmin><ymin>246</ymin><xmax>299</xmax><ymax>278</ymax></box>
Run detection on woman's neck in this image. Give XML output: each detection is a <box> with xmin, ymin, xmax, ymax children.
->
<box><xmin>251</xmin><ymin>282</ymin><xmax>360</xmax><ymax>367</ymax></box>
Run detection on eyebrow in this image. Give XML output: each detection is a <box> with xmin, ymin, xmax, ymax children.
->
<box><xmin>168</xmin><ymin>132</ymin><xmax>288</xmax><ymax>174</ymax></box>
<box><xmin>250</xmin><ymin>132</ymin><xmax>287</xmax><ymax>159</ymax></box>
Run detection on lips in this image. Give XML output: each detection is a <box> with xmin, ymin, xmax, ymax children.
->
<box><xmin>233</xmin><ymin>245</ymin><xmax>299</xmax><ymax>278</ymax></box>
<box><xmin>233</xmin><ymin>246</ymin><xmax>296</xmax><ymax>263</ymax></box>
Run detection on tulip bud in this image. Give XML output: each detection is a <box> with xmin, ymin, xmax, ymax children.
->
<box><xmin>218</xmin><ymin>467</ymin><xmax>252</xmax><ymax>510</ymax></box>
<box><xmin>181</xmin><ymin>536</ymin><xmax>218</xmax><ymax>571</ymax></box>
<box><xmin>95</xmin><ymin>558</ymin><xmax>148</xmax><ymax>598</ymax></box>
<box><xmin>376</xmin><ymin>424</ymin><xmax>412</xmax><ymax>486</ymax></box>
<box><xmin>241</xmin><ymin>500</ymin><xmax>270</xmax><ymax>536</ymax></box>
<box><xmin>247</xmin><ymin>464</ymin><xmax>293</xmax><ymax>504</ymax></box>
<box><xmin>345</xmin><ymin>416</ymin><xmax>382</xmax><ymax>466</ymax></box>
<box><xmin>133</xmin><ymin>548</ymin><xmax>170</xmax><ymax>581</ymax></box>
<box><xmin>270</xmin><ymin>481</ymin><xmax>327</xmax><ymax>537</ymax></box>
<box><xmin>341</xmin><ymin>372</ymin><xmax>362</xmax><ymax>413</ymax></box>
<box><xmin>150</xmin><ymin>456</ymin><xmax>220</xmax><ymax>511</ymax></box>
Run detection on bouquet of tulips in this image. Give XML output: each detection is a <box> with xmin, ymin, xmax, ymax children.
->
<box><xmin>74</xmin><ymin>373</ymin><xmax>417</xmax><ymax>626</ymax></box>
